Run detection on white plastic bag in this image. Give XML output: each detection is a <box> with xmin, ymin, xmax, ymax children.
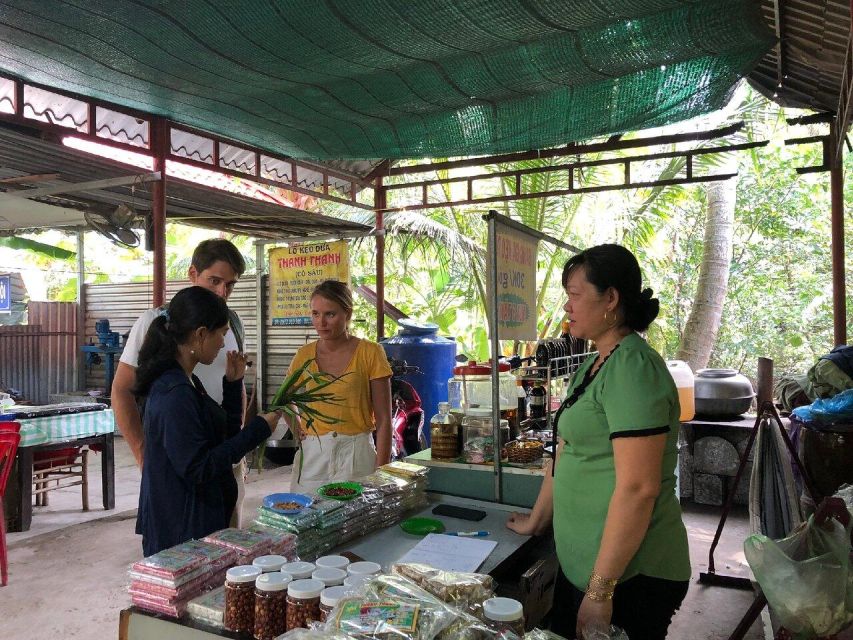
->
<box><xmin>744</xmin><ymin>515</ymin><xmax>853</xmax><ymax>637</ymax></box>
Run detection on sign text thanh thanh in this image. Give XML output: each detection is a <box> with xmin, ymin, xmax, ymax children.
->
<box><xmin>269</xmin><ymin>242</ymin><xmax>350</xmax><ymax>326</ymax></box>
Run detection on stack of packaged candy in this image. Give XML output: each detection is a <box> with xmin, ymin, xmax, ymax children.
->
<box><xmin>203</xmin><ymin>527</ymin><xmax>290</xmax><ymax>564</ymax></box>
<box><xmin>254</xmin><ymin>507</ymin><xmax>321</xmax><ymax>558</ymax></box>
<box><xmin>246</xmin><ymin>522</ymin><xmax>299</xmax><ymax>559</ymax></box>
<box><xmin>365</xmin><ymin>465</ymin><xmax>429</xmax><ymax>528</ymax></box>
<box><xmin>335</xmin><ymin>494</ymin><xmax>377</xmax><ymax>545</ymax></box>
<box><xmin>128</xmin><ymin>547</ymin><xmax>213</xmax><ymax>617</ymax></box>
<box><xmin>171</xmin><ymin>540</ymin><xmax>237</xmax><ymax>588</ymax></box>
<box><xmin>312</xmin><ymin>498</ymin><xmax>350</xmax><ymax>554</ymax></box>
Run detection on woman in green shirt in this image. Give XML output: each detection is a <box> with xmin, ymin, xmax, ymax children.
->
<box><xmin>507</xmin><ymin>244</ymin><xmax>690</xmax><ymax>639</ymax></box>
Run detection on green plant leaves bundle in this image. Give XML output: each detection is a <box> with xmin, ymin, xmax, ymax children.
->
<box><xmin>255</xmin><ymin>358</ymin><xmax>348</xmax><ymax>476</ymax></box>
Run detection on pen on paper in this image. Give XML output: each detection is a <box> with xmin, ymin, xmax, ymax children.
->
<box><xmin>444</xmin><ymin>531</ymin><xmax>490</xmax><ymax>537</ymax></box>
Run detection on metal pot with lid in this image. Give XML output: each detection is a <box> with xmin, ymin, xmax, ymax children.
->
<box><xmin>694</xmin><ymin>368</ymin><xmax>755</xmax><ymax>417</ymax></box>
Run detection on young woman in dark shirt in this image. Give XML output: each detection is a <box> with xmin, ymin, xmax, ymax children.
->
<box><xmin>134</xmin><ymin>286</ymin><xmax>279</xmax><ymax>556</ymax></box>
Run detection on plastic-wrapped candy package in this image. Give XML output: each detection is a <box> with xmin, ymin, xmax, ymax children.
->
<box><xmin>437</xmin><ymin>611</ymin><xmax>511</xmax><ymax>640</ymax></box>
<box><xmin>128</xmin><ymin>564</ymin><xmax>209</xmax><ymax>588</ymax></box>
<box><xmin>275</xmin><ymin>629</ymin><xmax>359</xmax><ymax>639</ymax></box>
<box><xmin>203</xmin><ymin>527</ymin><xmax>272</xmax><ymax>562</ymax></box>
<box><xmin>171</xmin><ymin>539</ymin><xmax>237</xmax><ymax>574</ymax></box>
<box><xmin>187</xmin><ymin>585</ymin><xmax>226</xmax><ymax>629</ymax></box>
<box><xmin>340</xmin><ymin>499</ymin><xmax>370</xmax><ymax>520</ymax></box>
<box><xmin>258</xmin><ymin>506</ymin><xmax>321</xmax><ymax>533</ymax></box>
<box><xmin>361</xmin><ymin>472</ymin><xmax>404</xmax><ymax>496</ymax></box>
<box><xmin>131</xmin><ymin>591</ymin><xmax>193</xmax><ymax>618</ymax></box>
<box><xmin>310</xmin><ymin>497</ymin><xmax>346</xmax><ymax>517</ymax></box>
<box><xmin>129</xmin><ymin>569</ymin><xmax>212</xmax><ymax>602</ymax></box>
<box><xmin>390</xmin><ymin>564</ymin><xmax>495</xmax><ymax>611</ymax></box>
<box><xmin>316</xmin><ymin>509</ymin><xmax>348</xmax><ymax>532</ymax></box>
<box><xmin>523</xmin><ymin>632</ymin><xmax>567</xmax><ymax>640</ymax></box>
<box><xmin>130</xmin><ymin>547</ymin><xmax>209</xmax><ymax>586</ymax></box>
<box><xmin>247</xmin><ymin>525</ymin><xmax>298</xmax><ymax>558</ymax></box>
<box><xmin>322</xmin><ymin>574</ymin><xmax>464</xmax><ymax>639</ymax></box>
<box><xmin>256</xmin><ymin>525</ymin><xmax>299</xmax><ymax>557</ymax></box>
<box><xmin>379</xmin><ymin>461</ymin><xmax>429</xmax><ymax>481</ymax></box>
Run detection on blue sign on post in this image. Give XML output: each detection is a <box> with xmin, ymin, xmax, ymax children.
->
<box><xmin>0</xmin><ymin>275</ymin><xmax>10</xmax><ymax>313</ymax></box>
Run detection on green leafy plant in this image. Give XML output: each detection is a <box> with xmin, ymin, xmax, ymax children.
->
<box><xmin>256</xmin><ymin>358</ymin><xmax>348</xmax><ymax>481</ymax></box>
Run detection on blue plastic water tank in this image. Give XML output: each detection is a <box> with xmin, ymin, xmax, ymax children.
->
<box><xmin>381</xmin><ymin>319</ymin><xmax>457</xmax><ymax>446</ymax></box>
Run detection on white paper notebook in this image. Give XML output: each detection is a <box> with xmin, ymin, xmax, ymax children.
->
<box><xmin>397</xmin><ymin>533</ymin><xmax>497</xmax><ymax>572</ymax></box>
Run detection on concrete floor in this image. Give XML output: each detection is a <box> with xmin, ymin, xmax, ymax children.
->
<box><xmin>1</xmin><ymin>439</ymin><xmax>770</xmax><ymax>640</ymax></box>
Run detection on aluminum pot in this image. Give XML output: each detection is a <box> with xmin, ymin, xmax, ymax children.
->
<box><xmin>694</xmin><ymin>368</ymin><xmax>754</xmax><ymax>416</ymax></box>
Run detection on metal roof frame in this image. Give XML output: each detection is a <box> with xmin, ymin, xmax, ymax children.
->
<box><xmin>0</xmin><ymin>124</ymin><xmax>371</xmax><ymax>240</ymax></box>
<box><xmin>0</xmin><ymin>73</ymin><xmax>378</xmax><ymax>212</ymax></box>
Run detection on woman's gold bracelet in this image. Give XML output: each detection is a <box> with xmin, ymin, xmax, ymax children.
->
<box><xmin>585</xmin><ymin>588</ymin><xmax>614</xmax><ymax>601</ymax></box>
<box><xmin>589</xmin><ymin>572</ymin><xmax>619</xmax><ymax>588</ymax></box>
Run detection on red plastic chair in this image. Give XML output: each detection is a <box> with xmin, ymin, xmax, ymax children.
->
<box><xmin>0</xmin><ymin>422</ymin><xmax>20</xmax><ymax>434</ymax></box>
<box><xmin>0</xmin><ymin>430</ymin><xmax>21</xmax><ymax>586</ymax></box>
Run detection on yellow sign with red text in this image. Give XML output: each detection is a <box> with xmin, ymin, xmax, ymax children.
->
<box><xmin>270</xmin><ymin>241</ymin><xmax>350</xmax><ymax>326</ymax></box>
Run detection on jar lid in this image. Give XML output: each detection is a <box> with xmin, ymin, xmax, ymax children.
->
<box><xmin>256</xmin><ymin>572</ymin><xmax>291</xmax><ymax>592</ymax></box>
<box><xmin>465</xmin><ymin>407</ymin><xmax>494</xmax><ymax>417</ymax></box>
<box><xmin>347</xmin><ymin>561</ymin><xmax>381</xmax><ymax>576</ymax></box>
<box><xmin>343</xmin><ymin>574</ymin><xmax>372</xmax><ymax>588</ymax></box>
<box><xmin>320</xmin><ymin>585</ymin><xmax>351</xmax><ymax>607</ymax></box>
<box><xmin>453</xmin><ymin>360</ymin><xmax>512</xmax><ymax>375</ymax></box>
<box><xmin>252</xmin><ymin>554</ymin><xmax>287</xmax><ymax>572</ymax></box>
<box><xmin>287</xmin><ymin>578</ymin><xmax>325</xmax><ymax>599</ymax></box>
<box><xmin>315</xmin><ymin>555</ymin><xmax>350</xmax><ymax>570</ymax></box>
<box><xmin>312</xmin><ymin>567</ymin><xmax>347</xmax><ymax>586</ymax></box>
<box><xmin>280</xmin><ymin>561</ymin><xmax>315</xmax><ymax>579</ymax></box>
<box><xmin>226</xmin><ymin>565</ymin><xmax>262</xmax><ymax>584</ymax></box>
<box><xmin>483</xmin><ymin>597</ymin><xmax>524</xmax><ymax>621</ymax></box>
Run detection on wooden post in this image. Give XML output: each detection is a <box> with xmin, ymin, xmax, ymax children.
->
<box><xmin>150</xmin><ymin>118</ymin><xmax>168</xmax><ymax>307</ymax></box>
<box><xmin>830</xmin><ymin>152</ymin><xmax>846</xmax><ymax>347</ymax></box>
<box><xmin>756</xmin><ymin>357</ymin><xmax>773</xmax><ymax>408</ymax></box>
<box><xmin>375</xmin><ymin>177</ymin><xmax>386</xmax><ymax>340</ymax></box>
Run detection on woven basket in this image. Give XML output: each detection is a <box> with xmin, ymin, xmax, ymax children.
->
<box><xmin>506</xmin><ymin>440</ymin><xmax>544</xmax><ymax>464</ymax></box>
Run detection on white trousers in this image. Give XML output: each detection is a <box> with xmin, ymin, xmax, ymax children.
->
<box><xmin>289</xmin><ymin>431</ymin><xmax>376</xmax><ymax>493</ymax></box>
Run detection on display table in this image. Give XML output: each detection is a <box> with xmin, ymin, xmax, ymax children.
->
<box><xmin>3</xmin><ymin>409</ymin><xmax>115</xmax><ymax>532</ymax></box>
<box><xmin>118</xmin><ymin>494</ymin><xmax>535</xmax><ymax>639</ymax></box>
<box><xmin>405</xmin><ymin>449</ymin><xmax>545</xmax><ymax>508</ymax></box>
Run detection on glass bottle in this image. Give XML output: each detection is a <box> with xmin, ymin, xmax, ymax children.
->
<box><xmin>430</xmin><ymin>402</ymin><xmax>459</xmax><ymax>460</ymax></box>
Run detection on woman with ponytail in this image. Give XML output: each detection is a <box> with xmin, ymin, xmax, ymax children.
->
<box><xmin>134</xmin><ymin>286</ymin><xmax>280</xmax><ymax>556</ymax></box>
<box><xmin>507</xmin><ymin>245</ymin><xmax>690</xmax><ymax>639</ymax></box>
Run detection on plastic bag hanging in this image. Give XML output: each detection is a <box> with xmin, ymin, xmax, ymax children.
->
<box><xmin>744</xmin><ymin>514</ymin><xmax>853</xmax><ymax>638</ymax></box>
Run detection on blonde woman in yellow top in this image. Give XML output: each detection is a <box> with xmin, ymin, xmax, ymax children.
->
<box><xmin>287</xmin><ymin>280</ymin><xmax>393</xmax><ymax>492</ymax></box>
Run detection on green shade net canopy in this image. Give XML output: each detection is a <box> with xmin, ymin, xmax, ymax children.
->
<box><xmin>0</xmin><ymin>0</ymin><xmax>774</xmax><ymax>161</ymax></box>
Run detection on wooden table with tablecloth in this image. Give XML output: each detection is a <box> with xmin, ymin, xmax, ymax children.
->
<box><xmin>2</xmin><ymin>405</ymin><xmax>116</xmax><ymax>532</ymax></box>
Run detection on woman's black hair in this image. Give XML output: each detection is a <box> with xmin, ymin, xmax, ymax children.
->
<box><xmin>561</xmin><ymin>243</ymin><xmax>659</xmax><ymax>332</ymax></box>
<box><xmin>134</xmin><ymin>286</ymin><xmax>229</xmax><ymax>397</ymax></box>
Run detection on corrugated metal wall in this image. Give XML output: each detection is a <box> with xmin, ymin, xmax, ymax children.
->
<box><xmin>84</xmin><ymin>277</ymin><xmax>316</xmax><ymax>403</ymax></box>
<box><xmin>0</xmin><ymin>325</ymin><xmax>44</xmax><ymax>402</ymax></box>
<box><xmin>28</xmin><ymin>301</ymin><xmax>77</xmax><ymax>400</ymax></box>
